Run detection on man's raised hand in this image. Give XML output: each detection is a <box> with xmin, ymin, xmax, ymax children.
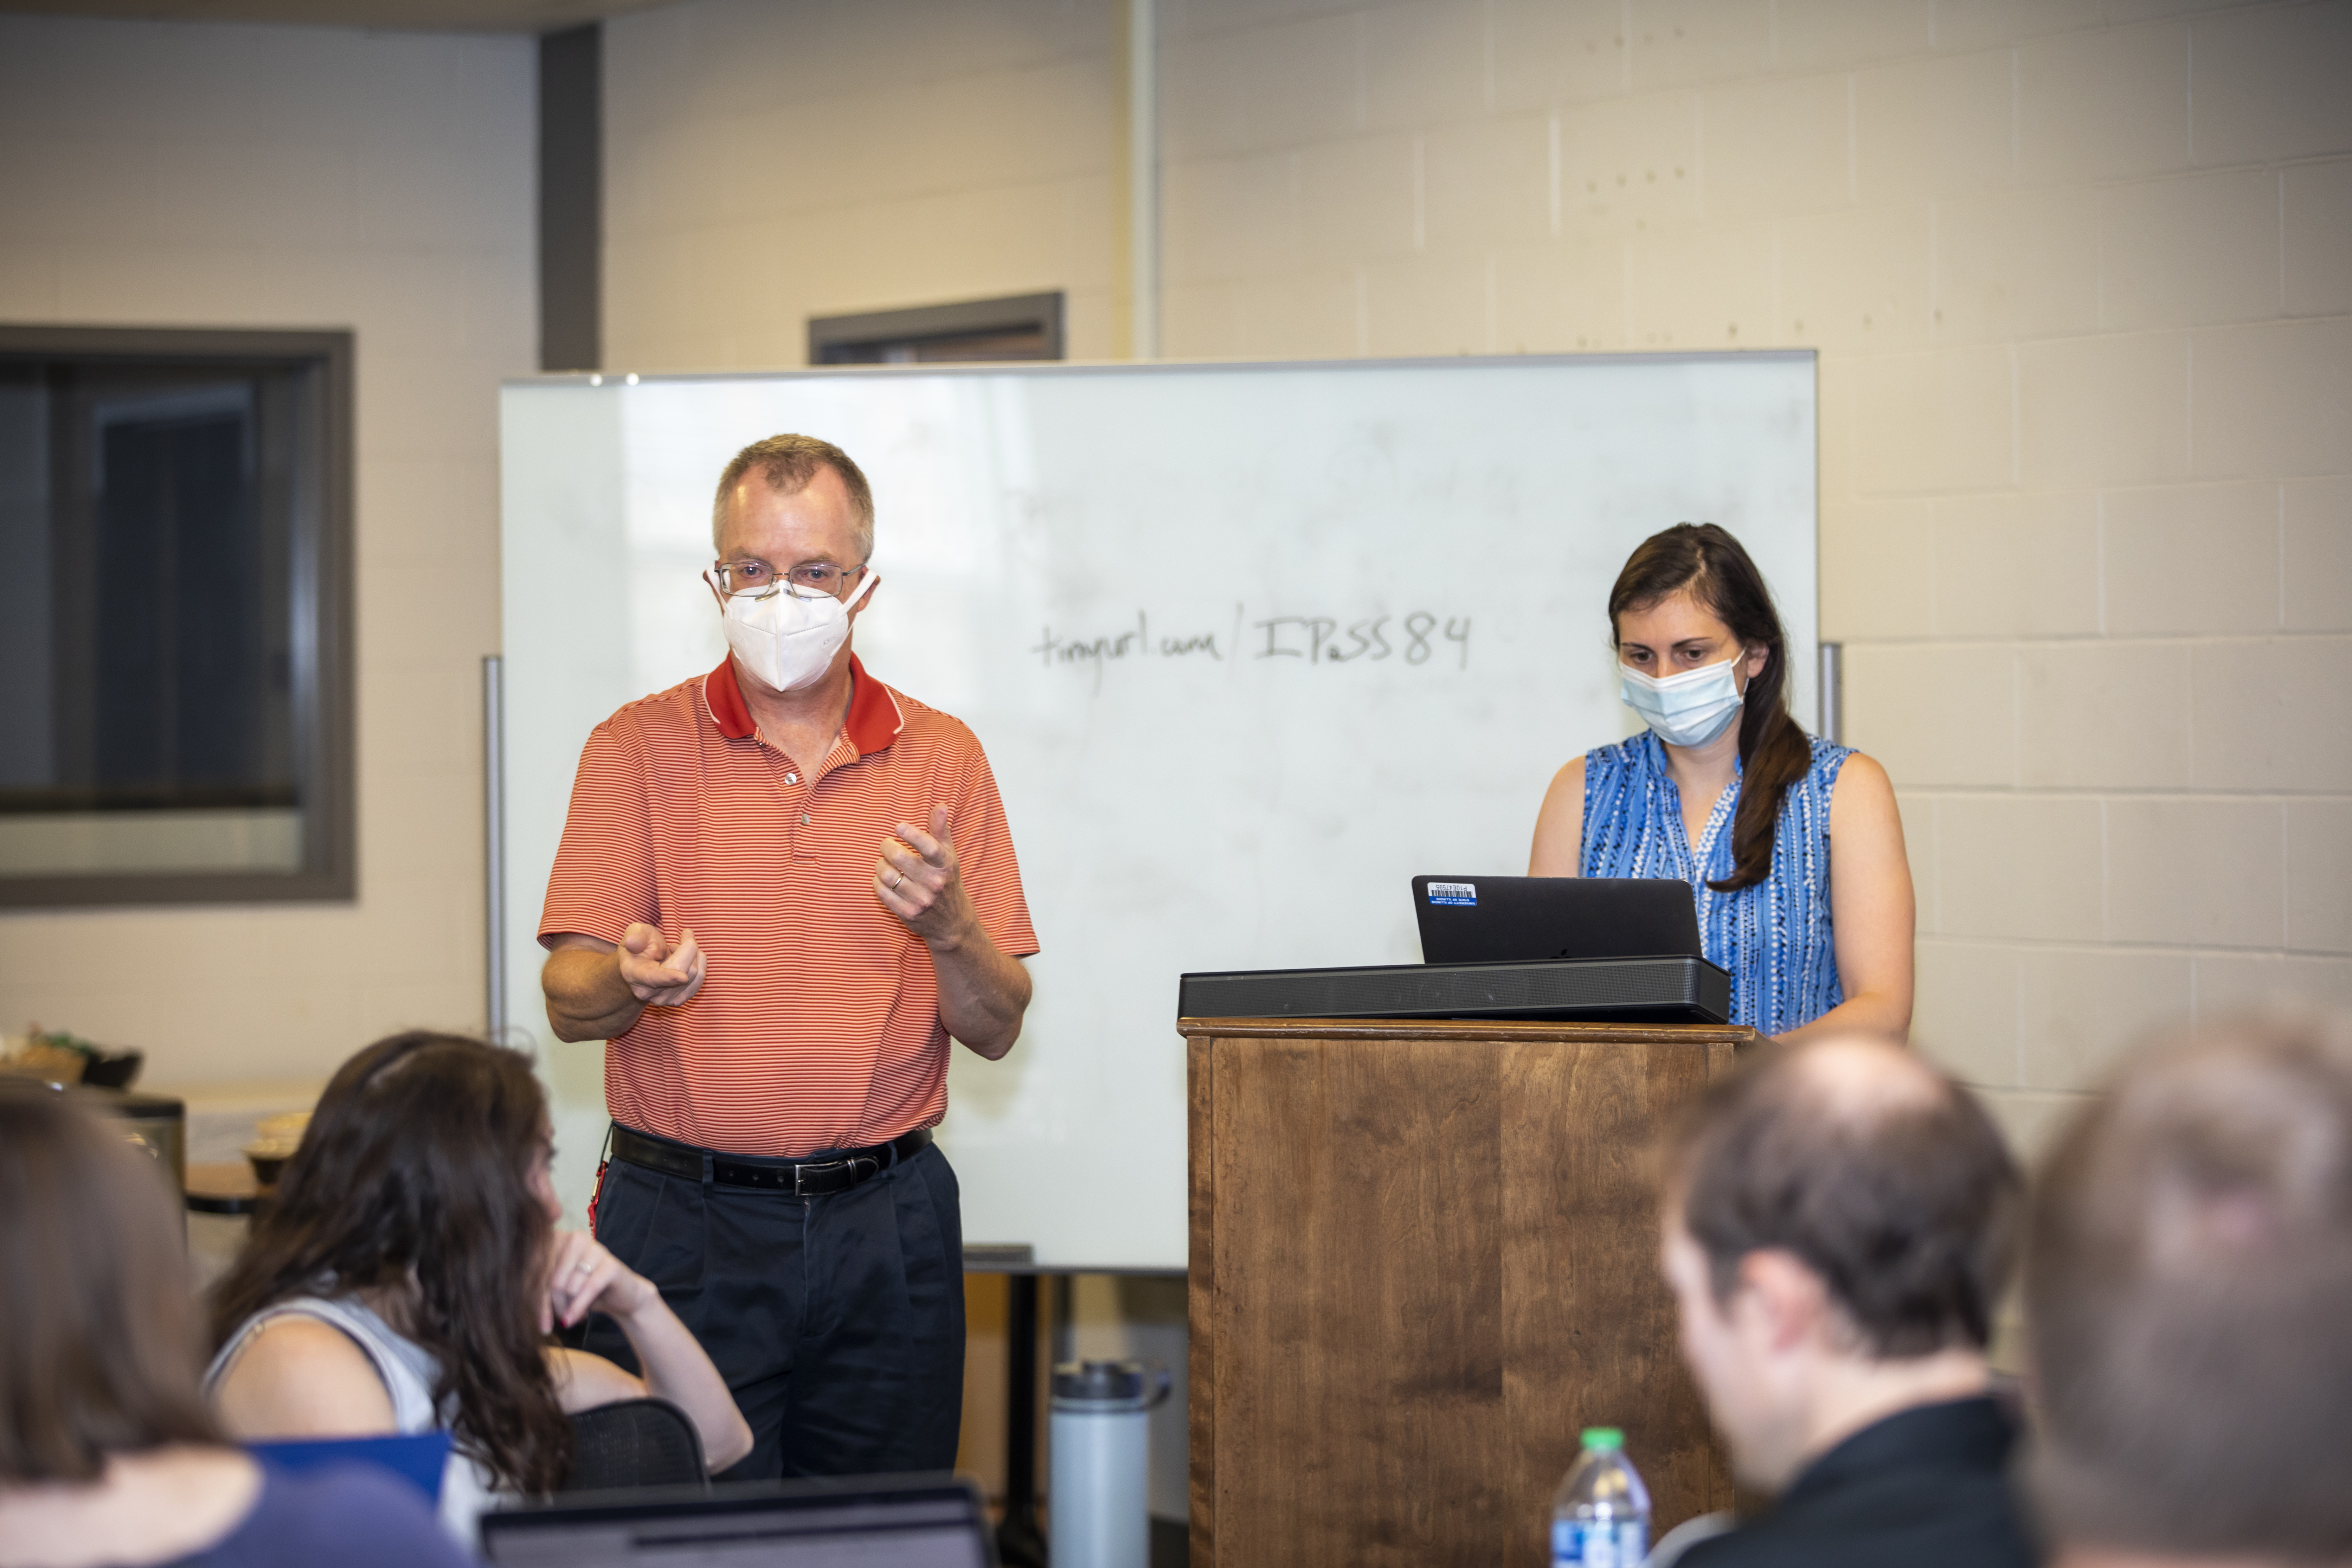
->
<box><xmin>877</xmin><ymin>805</ymin><xmax>979</xmax><ymax>949</ymax></box>
<box><xmin>617</xmin><ymin>921</ymin><xmax>705</xmax><ymax>1007</ymax></box>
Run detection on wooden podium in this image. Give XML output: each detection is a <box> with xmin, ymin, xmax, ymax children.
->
<box><xmin>1182</xmin><ymin>1017</ymin><xmax>1755</xmax><ymax>1568</ymax></box>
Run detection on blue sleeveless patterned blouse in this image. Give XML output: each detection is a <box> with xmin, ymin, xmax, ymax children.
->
<box><xmin>1579</xmin><ymin>731</ymin><xmax>1851</xmax><ymax>1035</ymax></box>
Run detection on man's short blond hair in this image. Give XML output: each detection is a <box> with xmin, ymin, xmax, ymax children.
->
<box><xmin>711</xmin><ymin>434</ymin><xmax>875</xmax><ymax>562</ymax></box>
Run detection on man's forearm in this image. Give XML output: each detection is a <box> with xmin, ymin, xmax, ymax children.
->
<box><xmin>929</xmin><ymin>926</ymin><xmax>1031</xmax><ymax>1060</ymax></box>
<box><xmin>544</xmin><ymin>947</ymin><xmax>646</xmax><ymax>1042</ymax></box>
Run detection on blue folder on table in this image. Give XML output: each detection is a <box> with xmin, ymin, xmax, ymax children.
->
<box><xmin>249</xmin><ymin>1430</ymin><xmax>452</xmax><ymax>1504</ymax></box>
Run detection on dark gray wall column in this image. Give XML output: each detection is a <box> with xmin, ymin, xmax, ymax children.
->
<box><xmin>538</xmin><ymin>24</ymin><xmax>600</xmax><ymax>372</ymax></box>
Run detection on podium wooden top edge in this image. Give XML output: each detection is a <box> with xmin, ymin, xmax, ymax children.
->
<box><xmin>1175</xmin><ymin>1015</ymin><xmax>1760</xmax><ymax>1045</ymax></box>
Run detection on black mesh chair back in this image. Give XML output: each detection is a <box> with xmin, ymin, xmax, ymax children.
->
<box><xmin>564</xmin><ymin>1397</ymin><xmax>709</xmax><ymax>1492</ymax></box>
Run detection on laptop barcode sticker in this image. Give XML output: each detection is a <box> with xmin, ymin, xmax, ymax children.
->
<box><xmin>1427</xmin><ymin>881</ymin><xmax>1477</xmax><ymax>906</ymax></box>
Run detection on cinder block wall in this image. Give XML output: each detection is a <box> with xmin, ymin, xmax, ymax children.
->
<box><xmin>608</xmin><ymin>0</ymin><xmax>2352</xmax><ymax>1146</ymax></box>
<box><xmin>1162</xmin><ymin>1</ymin><xmax>2352</xmax><ymax>1145</ymax></box>
<box><xmin>603</xmin><ymin>0</ymin><xmax>1122</xmax><ymax>367</ymax></box>
<box><xmin>0</xmin><ymin>15</ymin><xmax>534</xmax><ymax>1086</ymax></box>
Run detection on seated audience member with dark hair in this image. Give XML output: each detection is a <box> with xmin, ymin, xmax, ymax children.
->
<box><xmin>1657</xmin><ymin>1035</ymin><xmax>2035</xmax><ymax>1568</ymax></box>
<box><xmin>205</xmin><ymin>1032</ymin><xmax>750</xmax><ymax>1540</ymax></box>
<box><xmin>0</xmin><ymin>1089</ymin><xmax>471</xmax><ymax>1568</ymax></box>
<box><xmin>2026</xmin><ymin>1011</ymin><xmax>2352</xmax><ymax>1568</ymax></box>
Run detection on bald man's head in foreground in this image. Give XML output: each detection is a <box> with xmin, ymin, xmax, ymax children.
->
<box><xmin>2027</xmin><ymin>1011</ymin><xmax>2352</xmax><ymax>1568</ymax></box>
<box><xmin>1659</xmin><ymin>1036</ymin><xmax>2023</xmax><ymax>1494</ymax></box>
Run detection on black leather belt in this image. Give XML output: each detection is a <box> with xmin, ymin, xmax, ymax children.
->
<box><xmin>609</xmin><ymin>1122</ymin><xmax>931</xmax><ymax>1196</ymax></box>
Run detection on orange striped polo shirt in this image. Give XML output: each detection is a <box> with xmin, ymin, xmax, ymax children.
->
<box><xmin>538</xmin><ymin>653</ymin><xmax>1039</xmax><ymax>1157</ymax></box>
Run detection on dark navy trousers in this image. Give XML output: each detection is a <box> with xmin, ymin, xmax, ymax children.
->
<box><xmin>582</xmin><ymin>1138</ymin><xmax>965</xmax><ymax>1480</ymax></box>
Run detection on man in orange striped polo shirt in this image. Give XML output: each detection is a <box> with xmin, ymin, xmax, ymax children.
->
<box><xmin>538</xmin><ymin>433</ymin><xmax>1038</xmax><ymax>1480</ymax></box>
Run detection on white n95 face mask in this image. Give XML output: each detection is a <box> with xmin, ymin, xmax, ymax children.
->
<box><xmin>714</xmin><ymin>569</ymin><xmax>878</xmax><ymax>693</ymax></box>
<box><xmin>1620</xmin><ymin>655</ymin><xmax>1747</xmax><ymax>749</ymax></box>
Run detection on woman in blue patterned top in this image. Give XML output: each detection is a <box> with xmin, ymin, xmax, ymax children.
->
<box><xmin>1528</xmin><ymin>523</ymin><xmax>1913</xmax><ymax>1039</ymax></box>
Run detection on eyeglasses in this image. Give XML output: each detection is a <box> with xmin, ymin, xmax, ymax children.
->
<box><xmin>708</xmin><ymin>559</ymin><xmax>868</xmax><ymax>599</ymax></box>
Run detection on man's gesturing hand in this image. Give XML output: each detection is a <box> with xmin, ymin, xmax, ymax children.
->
<box><xmin>877</xmin><ymin>805</ymin><xmax>981</xmax><ymax>949</ymax></box>
<box><xmin>617</xmin><ymin>921</ymin><xmax>705</xmax><ymax>1007</ymax></box>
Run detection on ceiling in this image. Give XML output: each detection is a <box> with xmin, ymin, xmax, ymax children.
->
<box><xmin>0</xmin><ymin>0</ymin><xmax>674</xmax><ymax>31</ymax></box>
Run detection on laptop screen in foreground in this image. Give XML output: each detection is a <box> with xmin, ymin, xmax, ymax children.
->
<box><xmin>483</xmin><ymin>1490</ymin><xmax>989</xmax><ymax>1568</ymax></box>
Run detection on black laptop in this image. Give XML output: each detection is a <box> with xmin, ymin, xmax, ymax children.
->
<box><xmin>1411</xmin><ymin>875</ymin><xmax>1702</xmax><ymax>964</ymax></box>
<box><xmin>480</xmin><ymin>1474</ymin><xmax>994</xmax><ymax>1567</ymax></box>
<box><xmin>1173</xmin><ymin>876</ymin><xmax>1725</xmax><ymax>1025</ymax></box>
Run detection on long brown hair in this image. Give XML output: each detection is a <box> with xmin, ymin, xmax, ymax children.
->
<box><xmin>0</xmin><ymin>1088</ymin><xmax>223</xmax><ymax>1482</ymax></box>
<box><xmin>208</xmin><ymin>1032</ymin><xmax>573</xmax><ymax>1492</ymax></box>
<box><xmin>1609</xmin><ymin>522</ymin><xmax>1811</xmax><ymax>893</ymax></box>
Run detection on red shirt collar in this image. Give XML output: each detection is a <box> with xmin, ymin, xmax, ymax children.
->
<box><xmin>703</xmin><ymin>653</ymin><xmax>904</xmax><ymax>756</ymax></box>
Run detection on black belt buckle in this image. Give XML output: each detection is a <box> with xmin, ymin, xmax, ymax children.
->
<box><xmin>792</xmin><ymin>1153</ymin><xmax>880</xmax><ymax>1196</ymax></box>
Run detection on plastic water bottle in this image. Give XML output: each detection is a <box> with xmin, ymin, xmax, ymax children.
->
<box><xmin>1551</xmin><ymin>1426</ymin><xmax>1652</xmax><ymax>1568</ymax></box>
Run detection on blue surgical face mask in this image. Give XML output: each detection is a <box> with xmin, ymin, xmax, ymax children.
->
<box><xmin>1620</xmin><ymin>655</ymin><xmax>1746</xmax><ymax>748</ymax></box>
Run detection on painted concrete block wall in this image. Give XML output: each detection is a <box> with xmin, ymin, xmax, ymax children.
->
<box><xmin>603</xmin><ymin>0</ymin><xmax>2350</xmax><ymax>1146</ymax></box>
<box><xmin>602</xmin><ymin>0</ymin><xmax>1121</xmax><ymax>369</ymax></box>
<box><xmin>1167</xmin><ymin>0</ymin><xmax>2352</xmax><ymax>1144</ymax></box>
<box><xmin>0</xmin><ymin>15</ymin><xmax>534</xmax><ymax>1088</ymax></box>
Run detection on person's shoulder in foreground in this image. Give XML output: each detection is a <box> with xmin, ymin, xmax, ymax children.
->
<box><xmin>177</xmin><ymin>1463</ymin><xmax>472</xmax><ymax>1568</ymax></box>
<box><xmin>1679</xmin><ymin>1394</ymin><xmax>2033</xmax><ymax>1568</ymax></box>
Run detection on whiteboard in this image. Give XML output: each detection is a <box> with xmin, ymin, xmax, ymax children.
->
<box><xmin>499</xmin><ymin>353</ymin><xmax>1817</xmax><ymax>1270</ymax></box>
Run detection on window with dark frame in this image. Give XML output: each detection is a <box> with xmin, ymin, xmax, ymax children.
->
<box><xmin>808</xmin><ymin>291</ymin><xmax>1065</xmax><ymax>365</ymax></box>
<box><xmin>0</xmin><ymin>327</ymin><xmax>353</xmax><ymax>907</ymax></box>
